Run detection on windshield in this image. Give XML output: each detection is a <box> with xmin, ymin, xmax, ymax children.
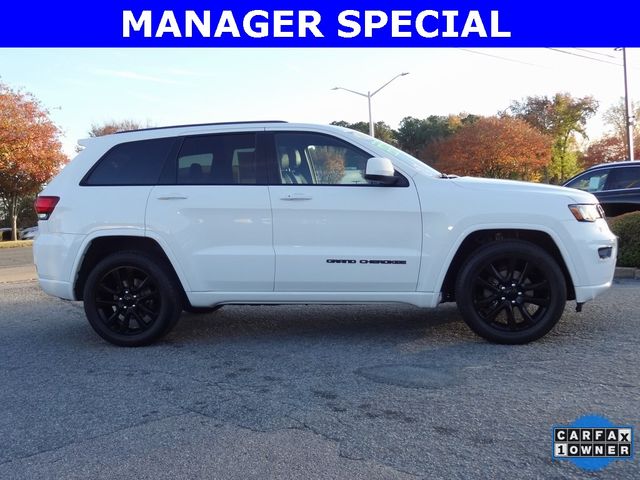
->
<box><xmin>346</xmin><ymin>130</ymin><xmax>441</xmax><ymax>176</ymax></box>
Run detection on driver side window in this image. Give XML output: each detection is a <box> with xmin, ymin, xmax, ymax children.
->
<box><xmin>274</xmin><ymin>133</ymin><xmax>373</xmax><ymax>185</ymax></box>
<box><xmin>566</xmin><ymin>169</ymin><xmax>610</xmax><ymax>192</ymax></box>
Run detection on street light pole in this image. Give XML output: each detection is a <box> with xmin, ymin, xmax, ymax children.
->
<box><xmin>622</xmin><ymin>48</ymin><xmax>635</xmax><ymax>161</ymax></box>
<box><xmin>332</xmin><ymin>72</ymin><xmax>409</xmax><ymax>138</ymax></box>
<box><xmin>367</xmin><ymin>93</ymin><xmax>373</xmax><ymax>136</ymax></box>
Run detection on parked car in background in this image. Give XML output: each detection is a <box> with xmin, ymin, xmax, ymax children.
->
<box><xmin>563</xmin><ymin>161</ymin><xmax>640</xmax><ymax>217</ymax></box>
<box><xmin>0</xmin><ymin>228</ymin><xmax>12</xmax><ymax>241</ymax></box>
<box><xmin>19</xmin><ymin>226</ymin><xmax>38</xmax><ymax>240</ymax></box>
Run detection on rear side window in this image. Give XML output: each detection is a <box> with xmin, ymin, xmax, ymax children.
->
<box><xmin>83</xmin><ymin>138</ymin><xmax>175</xmax><ymax>186</ymax></box>
<box><xmin>177</xmin><ymin>133</ymin><xmax>260</xmax><ymax>185</ymax></box>
<box><xmin>604</xmin><ymin>166</ymin><xmax>640</xmax><ymax>190</ymax></box>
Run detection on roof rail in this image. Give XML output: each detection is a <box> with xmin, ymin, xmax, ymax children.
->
<box><xmin>115</xmin><ymin>120</ymin><xmax>288</xmax><ymax>134</ymax></box>
<box><xmin>590</xmin><ymin>159</ymin><xmax>640</xmax><ymax>169</ymax></box>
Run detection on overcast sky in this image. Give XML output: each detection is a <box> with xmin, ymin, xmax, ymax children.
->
<box><xmin>1</xmin><ymin>48</ymin><xmax>637</xmax><ymax>157</ymax></box>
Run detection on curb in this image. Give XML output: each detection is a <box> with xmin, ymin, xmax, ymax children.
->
<box><xmin>614</xmin><ymin>267</ymin><xmax>640</xmax><ymax>280</ymax></box>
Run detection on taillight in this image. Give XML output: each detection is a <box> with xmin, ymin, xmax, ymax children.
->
<box><xmin>34</xmin><ymin>196</ymin><xmax>59</xmax><ymax>220</ymax></box>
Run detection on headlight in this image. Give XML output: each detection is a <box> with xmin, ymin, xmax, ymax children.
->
<box><xmin>568</xmin><ymin>204</ymin><xmax>604</xmax><ymax>222</ymax></box>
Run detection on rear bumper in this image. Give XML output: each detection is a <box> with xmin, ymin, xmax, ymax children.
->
<box><xmin>33</xmin><ymin>232</ymin><xmax>84</xmax><ymax>300</ymax></box>
<box><xmin>38</xmin><ymin>278</ymin><xmax>75</xmax><ymax>300</ymax></box>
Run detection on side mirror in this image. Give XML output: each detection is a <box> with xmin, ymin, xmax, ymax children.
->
<box><xmin>364</xmin><ymin>157</ymin><xmax>397</xmax><ymax>185</ymax></box>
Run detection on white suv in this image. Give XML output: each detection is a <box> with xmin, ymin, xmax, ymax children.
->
<box><xmin>34</xmin><ymin>121</ymin><xmax>617</xmax><ymax>346</ymax></box>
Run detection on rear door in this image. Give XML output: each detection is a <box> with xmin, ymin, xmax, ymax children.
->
<box><xmin>266</xmin><ymin>131</ymin><xmax>422</xmax><ymax>292</ymax></box>
<box><xmin>146</xmin><ymin>131</ymin><xmax>274</xmax><ymax>292</ymax></box>
<box><xmin>601</xmin><ymin>165</ymin><xmax>640</xmax><ymax>214</ymax></box>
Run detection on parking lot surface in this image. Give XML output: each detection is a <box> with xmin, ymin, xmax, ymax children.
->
<box><xmin>0</xmin><ymin>280</ymin><xmax>638</xmax><ymax>479</ymax></box>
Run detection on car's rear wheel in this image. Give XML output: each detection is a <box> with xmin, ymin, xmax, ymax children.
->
<box><xmin>455</xmin><ymin>240</ymin><xmax>567</xmax><ymax>344</ymax></box>
<box><xmin>83</xmin><ymin>251</ymin><xmax>182</xmax><ymax>347</ymax></box>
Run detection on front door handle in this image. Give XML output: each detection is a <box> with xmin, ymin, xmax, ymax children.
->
<box><xmin>156</xmin><ymin>195</ymin><xmax>188</xmax><ymax>200</ymax></box>
<box><xmin>280</xmin><ymin>193</ymin><xmax>312</xmax><ymax>201</ymax></box>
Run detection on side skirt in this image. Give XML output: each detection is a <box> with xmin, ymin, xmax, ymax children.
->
<box><xmin>186</xmin><ymin>291</ymin><xmax>441</xmax><ymax>309</ymax></box>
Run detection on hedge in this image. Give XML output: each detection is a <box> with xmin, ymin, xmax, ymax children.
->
<box><xmin>608</xmin><ymin>211</ymin><xmax>640</xmax><ymax>268</ymax></box>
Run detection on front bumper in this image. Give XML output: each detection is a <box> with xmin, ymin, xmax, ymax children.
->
<box><xmin>574</xmin><ymin>282</ymin><xmax>614</xmax><ymax>303</ymax></box>
<box><xmin>563</xmin><ymin>218</ymin><xmax>617</xmax><ymax>303</ymax></box>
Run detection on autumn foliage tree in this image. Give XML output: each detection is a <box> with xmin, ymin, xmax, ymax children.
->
<box><xmin>508</xmin><ymin>93</ymin><xmax>598</xmax><ymax>183</ymax></box>
<box><xmin>88</xmin><ymin>119</ymin><xmax>152</xmax><ymax>137</ymax></box>
<box><xmin>330</xmin><ymin>120</ymin><xmax>397</xmax><ymax>145</ymax></box>
<box><xmin>582</xmin><ymin>136</ymin><xmax>638</xmax><ymax>167</ymax></box>
<box><xmin>396</xmin><ymin>114</ymin><xmax>477</xmax><ymax>159</ymax></box>
<box><xmin>0</xmin><ymin>83</ymin><xmax>66</xmax><ymax>240</ymax></box>
<box><xmin>431</xmin><ymin>116</ymin><xmax>552</xmax><ymax>181</ymax></box>
<box><xmin>583</xmin><ymin>99</ymin><xmax>639</xmax><ymax>166</ymax></box>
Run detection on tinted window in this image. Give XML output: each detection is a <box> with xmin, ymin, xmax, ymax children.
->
<box><xmin>177</xmin><ymin>134</ymin><xmax>258</xmax><ymax>184</ymax></box>
<box><xmin>84</xmin><ymin>138</ymin><xmax>174</xmax><ymax>186</ymax></box>
<box><xmin>565</xmin><ymin>169</ymin><xmax>610</xmax><ymax>192</ymax></box>
<box><xmin>275</xmin><ymin>133</ymin><xmax>375</xmax><ymax>185</ymax></box>
<box><xmin>604</xmin><ymin>166</ymin><xmax>640</xmax><ymax>190</ymax></box>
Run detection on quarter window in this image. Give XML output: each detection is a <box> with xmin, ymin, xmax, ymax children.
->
<box><xmin>177</xmin><ymin>134</ymin><xmax>259</xmax><ymax>185</ymax></box>
<box><xmin>83</xmin><ymin>138</ymin><xmax>175</xmax><ymax>186</ymax></box>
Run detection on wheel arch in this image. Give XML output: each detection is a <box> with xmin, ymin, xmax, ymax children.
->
<box><xmin>439</xmin><ymin>228</ymin><xmax>576</xmax><ymax>302</ymax></box>
<box><xmin>73</xmin><ymin>234</ymin><xmax>189</xmax><ymax>304</ymax></box>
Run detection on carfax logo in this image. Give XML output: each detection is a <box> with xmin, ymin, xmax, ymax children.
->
<box><xmin>552</xmin><ymin>415</ymin><xmax>634</xmax><ymax>471</ymax></box>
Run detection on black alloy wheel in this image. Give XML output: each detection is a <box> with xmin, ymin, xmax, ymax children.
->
<box><xmin>83</xmin><ymin>251</ymin><xmax>182</xmax><ymax>346</ymax></box>
<box><xmin>94</xmin><ymin>266</ymin><xmax>160</xmax><ymax>336</ymax></box>
<box><xmin>455</xmin><ymin>240</ymin><xmax>567</xmax><ymax>344</ymax></box>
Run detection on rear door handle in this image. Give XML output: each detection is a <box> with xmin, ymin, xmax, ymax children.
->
<box><xmin>156</xmin><ymin>195</ymin><xmax>188</xmax><ymax>200</ymax></box>
<box><xmin>280</xmin><ymin>193</ymin><xmax>312</xmax><ymax>201</ymax></box>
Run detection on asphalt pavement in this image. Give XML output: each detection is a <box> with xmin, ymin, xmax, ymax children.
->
<box><xmin>0</xmin><ymin>277</ymin><xmax>638</xmax><ymax>479</ymax></box>
<box><xmin>0</xmin><ymin>247</ymin><xmax>36</xmax><ymax>283</ymax></box>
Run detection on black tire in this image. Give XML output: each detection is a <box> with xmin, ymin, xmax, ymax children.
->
<box><xmin>83</xmin><ymin>251</ymin><xmax>182</xmax><ymax>347</ymax></box>
<box><xmin>183</xmin><ymin>305</ymin><xmax>222</xmax><ymax>314</ymax></box>
<box><xmin>455</xmin><ymin>240</ymin><xmax>567</xmax><ymax>344</ymax></box>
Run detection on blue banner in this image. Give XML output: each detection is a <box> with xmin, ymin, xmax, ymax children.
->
<box><xmin>1</xmin><ymin>1</ymin><xmax>639</xmax><ymax>47</ymax></box>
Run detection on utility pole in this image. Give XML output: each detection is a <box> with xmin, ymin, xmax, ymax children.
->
<box><xmin>622</xmin><ymin>48</ymin><xmax>635</xmax><ymax>161</ymax></box>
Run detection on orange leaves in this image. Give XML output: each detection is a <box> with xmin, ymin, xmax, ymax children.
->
<box><xmin>0</xmin><ymin>84</ymin><xmax>67</xmax><ymax>198</ymax></box>
<box><xmin>431</xmin><ymin>117</ymin><xmax>552</xmax><ymax>181</ymax></box>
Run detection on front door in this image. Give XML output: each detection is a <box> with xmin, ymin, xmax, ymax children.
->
<box><xmin>267</xmin><ymin>131</ymin><xmax>422</xmax><ymax>292</ymax></box>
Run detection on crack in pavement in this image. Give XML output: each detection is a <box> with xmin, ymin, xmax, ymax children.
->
<box><xmin>0</xmin><ymin>412</ymin><xmax>192</xmax><ymax>467</ymax></box>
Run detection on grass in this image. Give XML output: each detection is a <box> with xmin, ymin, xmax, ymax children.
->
<box><xmin>0</xmin><ymin>240</ymin><xmax>33</xmax><ymax>249</ymax></box>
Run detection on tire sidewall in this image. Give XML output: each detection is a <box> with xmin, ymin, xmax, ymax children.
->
<box><xmin>455</xmin><ymin>241</ymin><xmax>567</xmax><ymax>344</ymax></box>
<box><xmin>83</xmin><ymin>252</ymin><xmax>181</xmax><ymax>347</ymax></box>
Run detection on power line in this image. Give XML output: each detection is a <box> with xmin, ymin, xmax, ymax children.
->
<box><xmin>547</xmin><ymin>48</ymin><xmax>622</xmax><ymax>67</ymax></box>
<box><xmin>575</xmin><ymin>48</ymin><xmax>618</xmax><ymax>59</ymax></box>
<box><xmin>458</xmin><ymin>48</ymin><xmax>544</xmax><ymax>67</ymax></box>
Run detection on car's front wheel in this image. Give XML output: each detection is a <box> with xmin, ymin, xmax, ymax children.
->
<box><xmin>455</xmin><ymin>240</ymin><xmax>567</xmax><ymax>344</ymax></box>
<box><xmin>83</xmin><ymin>251</ymin><xmax>182</xmax><ymax>347</ymax></box>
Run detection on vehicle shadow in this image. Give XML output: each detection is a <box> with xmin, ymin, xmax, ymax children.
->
<box><xmin>167</xmin><ymin>303</ymin><xmax>466</xmax><ymax>346</ymax></box>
